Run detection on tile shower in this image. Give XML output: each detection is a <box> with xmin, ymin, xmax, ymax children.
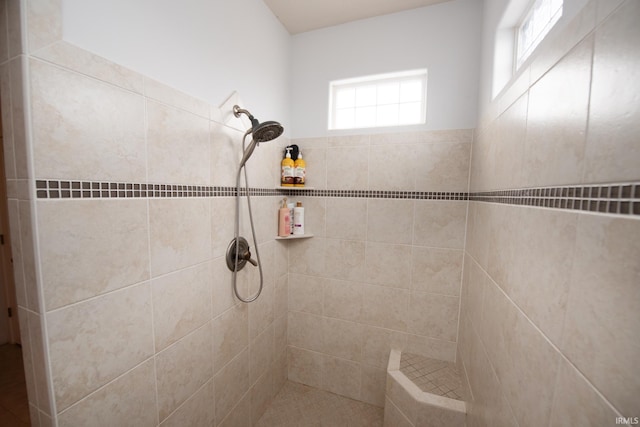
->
<box><xmin>459</xmin><ymin>1</ymin><xmax>640</xmax><ymax>426</ymax></box>
<box><xmin>7</xmin><ymin>46</ymin><xmax>291</xmax><ymax>425</ymax></box>
<box><xmin>283</xmin><ymin>130</ymin><xmax>471</xmax><ymax>407</ymax></box>
<box><xmin>1</xmin><ymin>1</ymin><xmax>638</xmax><ymax>427</ymax></box>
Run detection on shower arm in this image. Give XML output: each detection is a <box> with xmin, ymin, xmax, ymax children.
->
<box><xmin>233</xmin><ymin>105</ymin><xmax>260</xmax><ymax>130</ymax></box>
<box><xmin>233</xmin><ymin>105</ymin><xmax>253</xmax><ymax>119</ymax></box>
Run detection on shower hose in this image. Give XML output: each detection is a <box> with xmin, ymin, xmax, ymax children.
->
<box><xmin>231</xmin><ymin>130</ymin><xmax>264</xmax><ymax>303</ymax></box>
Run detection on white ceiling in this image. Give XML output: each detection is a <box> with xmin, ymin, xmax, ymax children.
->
<box><xmin>263</xmin><ymin>0</ymin><xmax>453</xmax><ymax>34</ymax></box>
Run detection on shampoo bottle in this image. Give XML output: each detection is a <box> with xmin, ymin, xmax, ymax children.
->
<box><xmin>294</xmin><ymin>152</ymin><xmax>306</xmax><ymax>187</ymax></box>
<box><xmin>293</xmin><ymin>201</ymin><xmax>305</xmax><ymax>235</ymax></box>
<box><xmin>278</xmin><ymin>198</ymin><xmax>290</xmax><ymax>237</ymax></box>
<box><xmin>281</xmin><ymin>147</ymin><xmax>294</xmax><ymax>187</ymax></box>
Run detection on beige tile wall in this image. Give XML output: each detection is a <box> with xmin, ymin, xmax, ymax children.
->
<box><xmin>0</xmin><ymin>4</ymin><xmax>290</xmax><ymax>425</ymax></box>
<box><xmin>0</xmin><ymin>2</ymin><xmax>56</xmax><ymax>425</ymax></box>
<box><xmin>5</xmin><ymin>1</ymin><xmax>636</xmax><ymax>427</ymax></box>
<box><xmin>460</xmin><ymin>1</ymin><xmax>640</xmax><ymax>426</ymax></box>
<box><xmin>286</xmin><ymin>129</ymin><xmax>471</xmax><ymax>407</ymax></box>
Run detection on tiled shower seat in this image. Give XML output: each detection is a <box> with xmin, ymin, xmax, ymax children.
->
<box><xmin>384</xmin><ymin>350</ymin><xmax>467</xmax><ymax>427</ymax></box>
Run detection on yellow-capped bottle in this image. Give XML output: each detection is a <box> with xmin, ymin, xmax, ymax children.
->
<box><xmin>294</xmin><ymin>151</ymin><xmax>306</xmax><ymax>187</ymax></box>
<box><xmin>281</xmin><ymin>147</ymin><xmax>294</xmax><ymax>187</ymax></box>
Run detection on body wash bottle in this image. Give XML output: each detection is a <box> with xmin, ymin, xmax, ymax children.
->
<box><xmin>281</xmin><ymin>147</ymin><xmax>294</xmax><ymax>187</ymax></box>
<box><xmin>294</xmin><ymin>152</ymin><xmax>306</xmax><ymax>187</ymax></box>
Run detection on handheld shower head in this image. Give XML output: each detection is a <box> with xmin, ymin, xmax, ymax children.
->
<box><xmin>252</xmin><ymin>120</ymin><xmax>284</xmax><ymax>142</ymax></box>
<box><xmin>233</xmin><ymin>105</ymin><xmax>284</xmax><ymax>168</ymax></box>
<box><xmin>233</xmin><ymin>105</ymin><xmax>283</xmax><ymax>141</ymax></box>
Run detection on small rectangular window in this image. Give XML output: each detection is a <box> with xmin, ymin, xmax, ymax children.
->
<box><xmin>516</xmin><ymin>0</ymin><xmax>563</xmax><ymax>69</ymax></box>
<box><xmin>328</xmin><ymin>69</ymin><xmax>427</xmax><ymax>130</ymax></box>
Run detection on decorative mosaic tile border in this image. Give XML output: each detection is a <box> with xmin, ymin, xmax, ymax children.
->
<box><xmin>35</xmin><ymin>180</ymin><xmax>277</xmax><ymax>199</ymax></box>
<box><xmin>35</xmin><ymin>179</ymin><xmax>640</xmax><ymax>216</ymax></box>
<box><xmin>470</xmin><ymin>183</ymin><xmax>640</xmax><ymax>216</ymax></box>
<box><xmin>277</xmin><ymin>188</ymin><xmax>468</xmax><ymax>200</ymax></box>
<box><xmin>34</xmin><ymin>180</ymin><xmax>468</xmax><ymax>200</ymax></box>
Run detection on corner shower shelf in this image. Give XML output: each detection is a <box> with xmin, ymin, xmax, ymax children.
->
<box><xmin>275</xmin><ymin>233</ymin><xmax>314</xmax><ymax>240</ymax></box>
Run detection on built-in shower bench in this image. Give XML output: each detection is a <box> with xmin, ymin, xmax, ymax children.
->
<box><xmin>384</xmin><ymin>349</ymin><xmax>467</xmax><ymax>427</ymax></box>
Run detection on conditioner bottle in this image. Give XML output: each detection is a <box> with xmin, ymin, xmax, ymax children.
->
<box><xmin>293</xmin><ymin>201</ymin><xmax>305</xmax><ymax>235</ymax></box>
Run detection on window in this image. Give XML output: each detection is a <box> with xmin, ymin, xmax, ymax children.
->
<box><xmin>516</xmin><ymin>0</ymin><xmax>563</xmax><ymax>68</ymax></box>
<box><xmin>328</xmin><ymin>69</ymin><xmax>427</xmax><ymax>130</ymax></box>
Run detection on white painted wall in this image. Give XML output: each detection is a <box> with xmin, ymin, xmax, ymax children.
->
<box><xmin>290</xmin><ymin>0</ymin><xmax>483</xmax><ymax>138</ymax></box>
<box><xmin>62</xmin><ymin>0</ymin><xmax>486</xmax><ymax>139</ymax></box>
<box><xmin>62</xmin><ymin>0</ymin><xmax>291</xmax><ymax>131</ymax></box>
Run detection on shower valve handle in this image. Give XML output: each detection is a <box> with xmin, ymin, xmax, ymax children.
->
<box><xmin>225</xmin><ymin>237</ymin><xmax>258</xmax><ymax>272</ymax></box>
<box><xmin>241</xmin><ymin>249</ymin><xmax>258</xmax><ymax>267</ymax></box>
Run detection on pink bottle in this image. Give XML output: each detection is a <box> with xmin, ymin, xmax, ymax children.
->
<box><xmin>278</xmin><ymin>198</ymin><xmax>290</xmax><ymax>237</ymax></box>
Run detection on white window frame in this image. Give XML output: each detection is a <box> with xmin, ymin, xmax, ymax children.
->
<box><xmin>328</xmin><ymin>69</ymin><xmax>428</xmax><ymax>130</ymax></box>
<box><xmin>515</xmin><ymin>0</ymin><xmax>563</xmax><ymax>69</ymax></box>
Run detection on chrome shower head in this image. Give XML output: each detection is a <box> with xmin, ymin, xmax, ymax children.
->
<box><xmin>233</xmin><ymin>105</ymin><xmax>284</xmax><ymax>168</ymax></box>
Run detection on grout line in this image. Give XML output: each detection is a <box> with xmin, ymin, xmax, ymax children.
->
<box><xmin>44</xmin><ymin>280</ymin><xmax>150</xmax><ymax>315</ymax></box>
<box><xmin>464</xmin><ymin>303</ymin><xmax>522</xmax><ymax>427</ymax></box>
<box><xmin>580</xmin><ymin>33</ymin><xmax>596</xmax><ymax>185</ymax></box>
<box><xmin>157</xmin><ymin>378</ymin><xmax>213</xmax><ymax>426</ymax></box>
<box><xmin>143</xmin><ymin>88</ymin><xmax>161</xmax><ymax>425</ymax></box>
<box><xmin>54</xmin><ymin>356</ymin><xmax>156</xmax><ymax>419</ymax></box>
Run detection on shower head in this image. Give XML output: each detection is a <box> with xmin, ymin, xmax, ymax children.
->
<box><xmin>233</xmin><ymin>105</ymin><xmax>284</xmax><ymax>142</ymax></box>
<box><xmin>252</xmin><ymin>120</ymin><xmax>284</xmax><ymax>143</ymax></box>
<box><xmin>233</xmin><ymin>105</ymin><xmax>284</xmax><ymax>168</ymax></box>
